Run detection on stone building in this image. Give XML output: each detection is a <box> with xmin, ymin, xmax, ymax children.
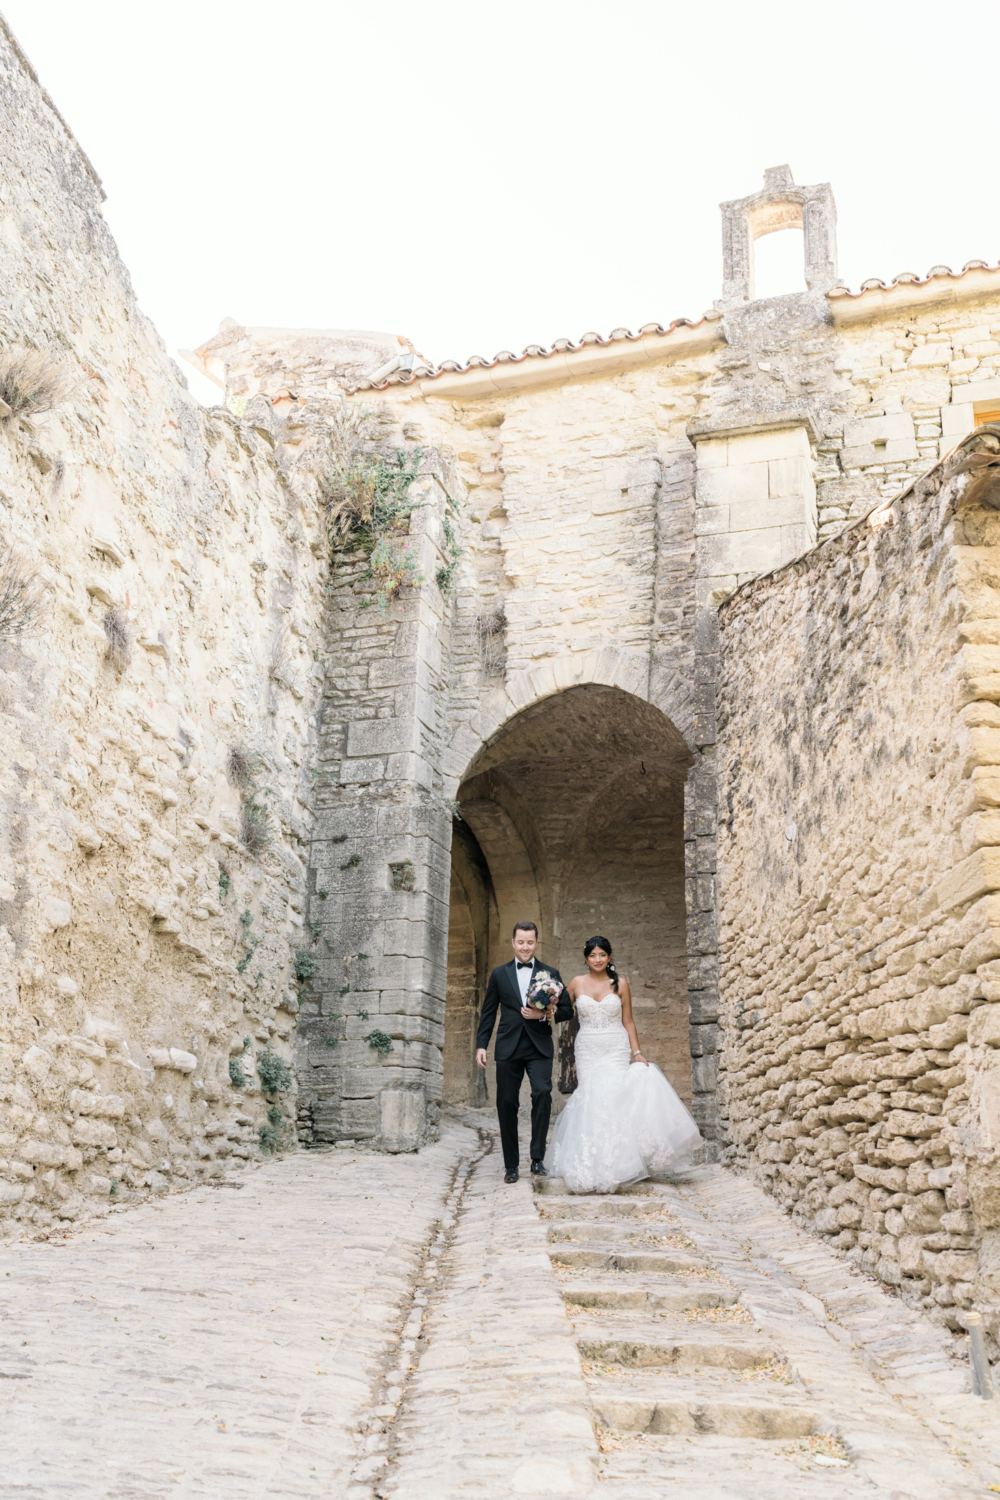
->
<box><xmin>5</xmin><ymin>14</ymin><xmax>1000</xmax><ymax>1340</ymax></box>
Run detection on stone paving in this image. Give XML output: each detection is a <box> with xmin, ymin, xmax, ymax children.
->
<box><xmin>3</xmin><ymin>1111</ymin><xmax>1000</xmax><ymax>1498</ymax></box>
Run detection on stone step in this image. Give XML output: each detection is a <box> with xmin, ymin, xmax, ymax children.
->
<box><xmin>549</xmin><ymin>1246</ymin><xmax>708</xmax><ymax>1273</ymax></box>
<box><xmin>533</xmin><ymin>1176</ymin><xmax>658</xmax><ymax>1196</ymax></box>
<box><xmin>589</xmin><ymin>1384</ymin><xmax>819</xmax><ymax>1439</ymax></box>
<box><xmin>596</xmin><ymin>1440</ymin><xmax>866</xmax><ymax>1497</ymax></box>
<box><xmin>546</xmin><ymin>1220</ymin><xmax>687</xmax><ymax>1243</ymax></box>
<box><xmin>563</xmin><ymin>1282</ymin><xmax>739</xmax><ymax>1312</ymax></box>
<box><xmin>536</xmin><ymin>1196</ymin><xmax>674</xmax><ymax>1221</ymax></box>
<box><xmin>577</xmin><ymin>1331</ymin><xmax>779</xmax><ymax>1370</ymax></box>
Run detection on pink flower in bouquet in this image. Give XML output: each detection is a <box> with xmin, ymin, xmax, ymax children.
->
<box><xmin>525</xmin><ymin>971</ymin><xmax>563</xmax><ymax>1010</ymax></box>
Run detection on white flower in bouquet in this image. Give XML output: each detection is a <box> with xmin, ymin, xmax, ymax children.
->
<box><xmin>525</xmin><ymin>972</ymin><xmax>563</xmax><ymax>1010</ymax></box>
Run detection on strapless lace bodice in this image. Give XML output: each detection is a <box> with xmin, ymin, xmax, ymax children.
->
<box><xmin>576</xmin><ymin>993</ymin><xmax>623</xmax><ymax>1031</ymax></box>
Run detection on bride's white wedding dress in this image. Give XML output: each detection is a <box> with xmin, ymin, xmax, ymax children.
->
<box><xmin>548</xmin><ymin>992</ymin><xmax>701</xmax><ymax>1194</ymax></box>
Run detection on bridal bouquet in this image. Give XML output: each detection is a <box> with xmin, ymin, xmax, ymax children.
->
<box><xmin>525</xmin><ymin>971</ymin><xmax>563</xmax><ymax>1011</ymax></box>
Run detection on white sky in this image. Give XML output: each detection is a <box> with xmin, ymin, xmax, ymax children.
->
<box><xmin>5</xmin><ymin>0</ymin><xmax>1000</xmax><ymax>406</ymax></box>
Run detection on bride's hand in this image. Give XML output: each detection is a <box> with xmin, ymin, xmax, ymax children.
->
<box><xmin>632</xmin><ymin>1051</ymin><xmax>649</xmax><ymax>1066</ymax></box>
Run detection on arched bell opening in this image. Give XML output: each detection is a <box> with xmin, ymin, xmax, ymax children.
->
<box><xmin>444</xmin><ymin>683</ymin><xmax>692</xmax><ymax>1110</ymax></box>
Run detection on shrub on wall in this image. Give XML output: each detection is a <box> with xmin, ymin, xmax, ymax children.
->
<box><xmin>322</xmin><ymin>398</ymin><xmax>424</xmax><ymax>613</ymax></box>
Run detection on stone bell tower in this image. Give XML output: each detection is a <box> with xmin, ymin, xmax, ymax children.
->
<box><xmin>718</xmin><ymin>163</ymin><xmax>839</xmax><ymax>307</ymax></box>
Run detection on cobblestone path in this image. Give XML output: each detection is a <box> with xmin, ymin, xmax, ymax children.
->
<box><xmin>3</xmin><ymin>1113</ymin><xmax>1000</xmax><ymax>1498</ymax></box>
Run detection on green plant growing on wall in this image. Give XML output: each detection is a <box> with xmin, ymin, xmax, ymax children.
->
<box><xmin>229</xmin><ymin>1057</ymin><xmax>246</xmax><ymax>1089</ymax></box>
<box><xmin>341</xmin><ymin>852</ymin><xmax>362</xmax><ymax>870</ymax></box>
<box><xmin>365</xmin><ymin>1029</ymin><xmax>394</xmax><ymax>1056</ymax></box>
<box><xmin>257</xmin><ymin>1045</ymin><xmax>293</xmax><ymax>1094</ymax></box>
<box><xmin>236</xmin><ymin>909</ymin><xmax>259</xmax><ymax>974</ymax></box>
<box><xmin>218</xmin><ymin>862</ymin><xmax>231</xmax><ymax>900</ymax></box>
<box><xmin>436</xmin><ymin>498</ymin><xmax>462</xmax><ymax>593</ymax></box>
<box><xmin>322</xmin><ymin>399</ymin><xmax>425</xmax><ymax>613</ymax></box>
<box><xmin>256</xmin><ymin>1047</ymin><xmax>292</xmax><ymax>1153</ymax></box>
<box><xmin>294</xmin><ymin>948</ymin><xmax>317</xmax><ymax>982</ymax></box>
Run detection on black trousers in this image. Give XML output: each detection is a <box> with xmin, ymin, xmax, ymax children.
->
<box><xmin>495</xmin><ymin>1034</ymin><xmax>552</xmax><ymax>1169</ymax></box>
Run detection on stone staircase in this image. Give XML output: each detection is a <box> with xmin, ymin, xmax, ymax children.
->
<box><xmin>534</xmin><ymin>1176</ymin><xmax>978</xmax><ymax>1497</ymax></box>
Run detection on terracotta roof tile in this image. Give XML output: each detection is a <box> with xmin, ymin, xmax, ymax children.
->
<box><xmin>349</xmin><ymin>314</ymin><xmax>715</xmax><ymax>392</ymax></box>
<box><xmin>828</xmin><ymin>260</ymin><xmax>999</xmax><ymax>302</ymax></box>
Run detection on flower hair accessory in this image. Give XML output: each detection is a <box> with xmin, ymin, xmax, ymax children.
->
<box><xmin>525</xmin><ymin>971</ymin><xmax>563</xmax><ymax>1010</ymax></box>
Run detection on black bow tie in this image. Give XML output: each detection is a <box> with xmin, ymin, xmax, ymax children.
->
<box><xmin>517</xmin><ymin>960</ymin><xmax>533</xmax><ymax>969</ymax></box>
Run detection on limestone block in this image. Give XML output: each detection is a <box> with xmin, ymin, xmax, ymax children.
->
<box><xmin>691</xmin><ymin>1054</ymin><xmax>717</xmax><ymax>1093</ymax></box>
<box><xmin>147</xmin><ymin>1047</ymin><xmax>197</xmax><ymax>1073</ymax></box>
<box><xmin>697</xmin><ymin>527</ymin><xmax>788</xmax><ymax>577</ymax></box>
<box><xmin>925</xmin><ymin>1248</ymin><xmax>977</xmax><ymax>1282</ymax></box>
<box><xmin>698</xmin><ymin>463</ymin><xmax>768</xmax><ymax>506</ymax></box>
<box><xmin>347</xmin><ymin>717</ymin><xmax>418</xmax><ymax>757</ymax></box>
<box><xmin>957</xmin><ymin>376</ymin><xmax>1000</xmax><ymax>409</ymax></box>
<box><xmin>694</xmin><ymin>505</ymin><xmax>730</xmax><ymax>536</ymax></box>
<box><xmin>969</xmin><ymin>1005</ymin><xmax>1000</xmax><ymax>1047</ymax></box>
<box><xmin>728</xmin><ymin>427</ymin><xmax>811</xmax><ymax>463</ymax></box>
<box><xmin>339</xmin><ymin>756</ymin><xmax>386</xmax><ymax>784</ymax></box>
<box><xmin>19</xmin><ymin>1139</ymin><xmax>68</xmax><ymax>1168</ymax></box>
<box><xmin>885</xmin><ymin>1110</ymin><xmax>939</xmax><ymax>1139</ymax></box>
<box><xmin>20</xmin><ymin>1045</ymin><xmax>52</xmax><ymax>1080</ymax></box>
<box><xmin>768</xmin><ymin>457</ymin><xmax>813</xmax><ymax>500</ymax></box>
<box><xmin>907</xmin><ymin>345</ymin><xmax>952</xmax><ymax>369</ymax></box>
<box><xmin>695</xmin><ymin>438</ymin><xmax>729</xmax><ymax>470</ymax></box>
<box><xmin>898</xmin><ymin>1236</ymin><xmax>926</xmax><ymax>1275</ymax></box>
<box><xmin>376</xmin><ymin>1088</ymin><xmax>427</xmax><ymax>1152</ymax></box>
<box><xmin>71</xmin><ymin>1118</ymin><xmax>118</xmax><ymax>1148</ymax></box>
<box><xmin>69</xmin><ymin>1090</ymin><xmax>126</xmax><ymax>1117</ymax></box>
<box><xmin>729</xmin><ymin>496</ymin><xmax>808</xmax><ymax>533</ymax></box>
<box><xmin>936</xmin><ymin>847</ymin><xmax>1000</xmax><ymax>912</ymax></box>
<box><xmin>43</xmin><ymin>896</ymin><xmax>72</xmax><ymax>931</ymax></box>
<box><xmin>962</xmin><ymin>810</ymin><xmax>1000</xmax><ymax>854</ymax></box>
<box><xmin>843</xmin><ymin>414</ymin><xmax>915</xmax><ymax>448</ymax></box>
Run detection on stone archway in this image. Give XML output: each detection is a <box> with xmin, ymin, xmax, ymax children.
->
<box><xmin>442</xmin><ymin>682</ymin><xmax>693</xmax><ymax>1108</ymax></box>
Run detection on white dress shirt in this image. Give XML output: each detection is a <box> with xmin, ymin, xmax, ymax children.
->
<box><xmin>516</xmin><ymin>958</ymin><xmax>535</xmax><ymax>1003</ymax></box>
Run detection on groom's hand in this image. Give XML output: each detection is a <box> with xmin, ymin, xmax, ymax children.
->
<box><xmin>476</xmin><ymin>1048</ymin><xmax>488</xmax><ymax>1069</ymax></box>
<box><xmin>521</xmin><ymin>1005</ymin><xmax>542</xmax><ymax>1020</ymax></box>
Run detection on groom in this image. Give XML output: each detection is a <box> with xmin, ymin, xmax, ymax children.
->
<box><xmin>475</xmin><ymin>921</ymin><xmax>572</xmax><ymax>1183</ymax></box>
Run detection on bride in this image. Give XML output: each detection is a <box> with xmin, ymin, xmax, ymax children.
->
<box><xmin>548</xmin><ymin>935</ymin><xmax>701</xmax><ymax>1194</ymax></box>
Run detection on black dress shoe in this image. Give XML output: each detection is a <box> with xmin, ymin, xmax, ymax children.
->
<box><xmin>504</xmin><ymin>1167</ymin><xmax>519</xmax><ymax>1184</ymax></box>
<box><xmin>531</xmin><ymin>1160</ymin><xmax>548</xmax><ymax>1176</ymax></box>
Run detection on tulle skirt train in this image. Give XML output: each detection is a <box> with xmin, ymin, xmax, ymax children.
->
<box><xmin>548</xmin><ymin>1027</ymin><xmax>701</xmax><ymax>1194</ymax></box>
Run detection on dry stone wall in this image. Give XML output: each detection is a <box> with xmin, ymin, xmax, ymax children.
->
<box><xmin>0</xmin><ymin>23</ymin><xmax>328</xmax><ymax>1231</ymax></box>
<box><xmin>716</xmin><ymin>427</ymin><xmax>1000</xmax><ymax>1343</ymax></box>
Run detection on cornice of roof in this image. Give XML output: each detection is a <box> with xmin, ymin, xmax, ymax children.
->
<box><xmin>826</xmin><ymin>260</ymin><xmax>1000</xmax><ymax>324</ymax></box>
<box><xmin>348</xmin><ymin>257</ymin><xmax>1000</xmax><ymax>400</ymax></box>
<box><xmin>349</xmin><ymin>314</ymin><xmax>725</xmax><ymax>400</ymax></box>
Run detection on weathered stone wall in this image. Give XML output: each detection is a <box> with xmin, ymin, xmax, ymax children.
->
<box><xmin>16</xmin><ymin>59</ymin><xmax>1000</xmax><ymax>1199</ymax></box>
<box><xmin>0</xmin><ymin>22</ymin><xmax>327</xmax><ymax>1230</ymax></box>
<box><xmin>716</xmin><ymin>428</ymin><xmax>1000</xmax><ymax>1342</ymax></box>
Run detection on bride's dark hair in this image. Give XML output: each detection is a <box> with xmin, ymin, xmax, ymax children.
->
<box><xmin>584</xmin><ymin>935</ymin><xmax>619</xmax><ymax>992</ymax></box>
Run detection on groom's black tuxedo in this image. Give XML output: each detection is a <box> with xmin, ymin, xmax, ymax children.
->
<box><xmin>477</xmin><ymin>957</ymin><xmax>572</xmax><ymax>1170</ymax></box>
<box><xmin>476</xmin><ymin>958</ymin><xmax>572</xmax><ymax>1060</ymax></box>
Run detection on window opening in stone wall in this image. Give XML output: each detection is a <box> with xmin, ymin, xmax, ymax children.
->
<box><xmin>751</xmin><ymin>227</ymin><xmax>806</xmax><ymax>300</ymax></box>
<box><xmin>975</xmin><ymin>405</ymin><xmax>1000</xmax><ymax>428</ymax></box>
